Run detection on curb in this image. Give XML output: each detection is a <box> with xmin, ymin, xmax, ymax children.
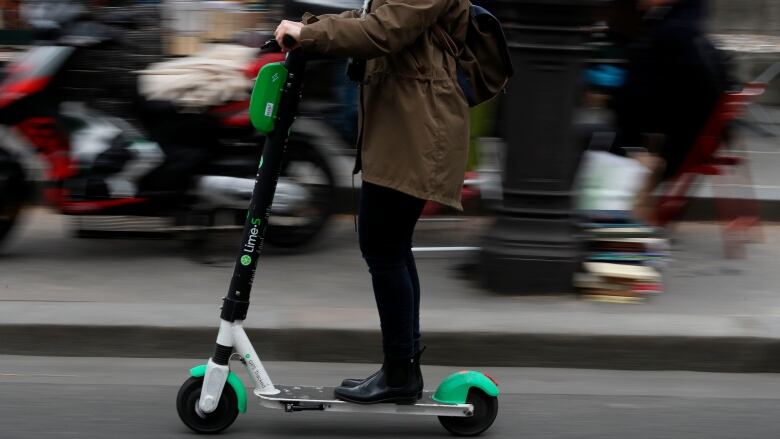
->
<box><xmin>3</xmin><ymin>324</ymin><xmax>780</xmax><ymax>373</ymax></box>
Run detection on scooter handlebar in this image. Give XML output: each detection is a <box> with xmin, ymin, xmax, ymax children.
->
<box><xmin>261</xmin><ymin>36</ymin><xmax>300</xmax><ymax>53</ymax></box>
<box><xmin>259</xmin><ymin>37</ymin><xmax>307</xmax><ymax>76</ymax></box>
<box><xmin>282</xmin><ymin>35</ymin><xmax>298</xmax><ymax>51</ymax></box>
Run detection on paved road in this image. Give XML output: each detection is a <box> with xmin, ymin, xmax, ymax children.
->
<box><xmin>1</xmin><ymin>356</ymin><xmax>779</xmax><ymax>439</ymax></box>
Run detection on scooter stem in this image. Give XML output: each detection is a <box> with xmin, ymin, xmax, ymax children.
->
<box><xmin>220</xmin><ymin>49</ymin><xmax>306</xmax><ymax>326</ymax></box>
<box><xmin>198</xmin><ymin>48</ymin><xmax>306</xmax><ymax>413</ymax></box>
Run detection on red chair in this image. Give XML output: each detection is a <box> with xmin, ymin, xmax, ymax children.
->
<box><xmin>655</xmin><ymin>83</ymin><xmax>767</xmax><ymax>257</ymax></box>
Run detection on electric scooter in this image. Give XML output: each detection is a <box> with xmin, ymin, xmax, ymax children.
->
<box><xmin>175</xmin><ymin>38</ymin><xmax>500</xmax><ymax>437</ymax></box>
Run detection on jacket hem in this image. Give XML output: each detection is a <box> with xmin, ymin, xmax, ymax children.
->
<box><xmin>360</xmin><ymin>174</ymin><xmax>463</xmax><ymax>211</ymax></box>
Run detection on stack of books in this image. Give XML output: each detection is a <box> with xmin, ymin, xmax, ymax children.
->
<box><xmin>575</xmin><ymin>223</ymin><xmax>669</xmax><ymax>303</ymax></box>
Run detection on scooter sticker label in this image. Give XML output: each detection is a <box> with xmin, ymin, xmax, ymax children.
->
<box><xmin>242</xmin><ymin>217</ymin><xmax>262</xmax><ymax>261</ymax></box>
<box><xmin>264</xmin><ymin>103</ymin><xmax>274</xmax><ymax>117</ymax></box>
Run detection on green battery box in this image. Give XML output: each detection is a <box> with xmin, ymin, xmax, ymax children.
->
<box><xmin>249</xmin><ymin>62</ymin><xmax>289</xmax><ymax>134</ymax></box>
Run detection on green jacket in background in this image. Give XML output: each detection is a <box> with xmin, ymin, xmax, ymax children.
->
<box><xmin>299</xmin><ymin>0</ymin><xmax>470</xmax><ymax>209</ymax></box>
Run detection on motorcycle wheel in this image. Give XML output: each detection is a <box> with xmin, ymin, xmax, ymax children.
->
<box><xmin>0</xmin><ymin>149</ymin><xmax>27</xmax><ymax>248</ymax></box>
<box><xmin>265</xmin><ymin>139</ymin><xmax>335</xmax><ymax>249</ymax></box>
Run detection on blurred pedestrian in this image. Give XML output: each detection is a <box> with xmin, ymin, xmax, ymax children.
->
<box><xmin>612</xmin><ymin>0</ymin><xmax>736</xmax><ymax>223</ymax></box>
<box><xmin>274</xmin><ymin>0</ymin><xmax>470</xmax><ymax>404</ymax></box>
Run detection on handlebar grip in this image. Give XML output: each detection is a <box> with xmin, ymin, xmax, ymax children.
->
<box><xmin>260</xmin><ymin>36</ymin><xmax>299</xmax><ymax>53</ymax></box>
<box><xmin>261</xmin><ymin>39</ymin><xmax>279</xmax><ymax>51</ymax></box>
<box><xmin>282</xmin><ymin>35</ymin><xmax>297</xmax><ymax>50</ymax></box>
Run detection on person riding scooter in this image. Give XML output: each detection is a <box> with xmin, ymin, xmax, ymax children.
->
<box><xmin>275</xmin><ymin>0</ymin><xmax>470</xmax><ymax>404</ymax></box>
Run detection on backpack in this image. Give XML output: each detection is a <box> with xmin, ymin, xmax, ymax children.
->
<box><xmin>433</xmin><ymin>3</ymin><xmax>514</xmax><ymax>107</ymax></box>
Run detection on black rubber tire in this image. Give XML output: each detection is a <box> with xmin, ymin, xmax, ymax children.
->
<box><xmin>438</xmin><ymin>389</ymin><xmax>499</xmax><ymax>437</ymax></box>
<box><xmin>264</xmin><ymin>139</ymin><xmax>335</xmax><ymax>249</ymax></box>
<box><xmin>0</xmin><ymin>149</ymin><xmax>26</xmax><ymax>248</ymax></box>
<box><xmin>176</xmin><ymin>376</ymin><xmax>239</xmax><ymax>434</ymax></box>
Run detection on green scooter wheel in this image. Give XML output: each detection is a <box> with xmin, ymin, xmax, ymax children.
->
<box><xmin>177</xmin><ymin>376</ymin><xmax>239</xmax><ymax>434</ymax></box>
<box><xmin>438</xmin><ymin>388</ymin><xmax>499</xmax><ymax>436</ymax></box>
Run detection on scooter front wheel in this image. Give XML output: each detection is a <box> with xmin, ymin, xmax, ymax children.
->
<box><xmin>176</xmin><ymin>376</ymin><xmax>239</xmax><ymax>434</ymax></box>
<box><xmin>438</xmin><ymin>388</ymin><xmax>498</xmax><ymax>437</ymax></box>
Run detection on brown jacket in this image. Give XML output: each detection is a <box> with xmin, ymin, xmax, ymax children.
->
<box><xmin>299</xmin><ymin>0</ymin><xmax>470</xmax><ymax>209</ymax></box>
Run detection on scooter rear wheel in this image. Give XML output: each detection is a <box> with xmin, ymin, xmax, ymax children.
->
<box><xmin>176</xmin><ymin>376</ymin><xmax>239</xmax><ymax>434</ymax></box>
<box><xmin>438</xmin><ymin>388</ymin><xmax>498</xmax><ymax>437</ymax></box>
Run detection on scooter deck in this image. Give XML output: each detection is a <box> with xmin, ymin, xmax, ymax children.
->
<box><xmin>255</xmin><ymin>385</ymin><xmax>473</xmax><ymax>417</ymax></box>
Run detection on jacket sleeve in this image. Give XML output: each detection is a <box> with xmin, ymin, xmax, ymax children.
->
<box><xmin>299</xmin><ymin>0</ymin><xmax>451</xmax><ymax>59</ymax></box>
<box><xmin>302</xmin><ymin>9</ymin><xmax>361</xmax><ymax>23</ymax></box>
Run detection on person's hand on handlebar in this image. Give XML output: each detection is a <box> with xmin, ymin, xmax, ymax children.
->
<box><xmin>274</xmin><ymin>20</ymin><xmax>303</xmax><ymax>52</ymax></box>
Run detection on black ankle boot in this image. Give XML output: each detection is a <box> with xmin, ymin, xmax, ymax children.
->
<box><xmin>341</xmin><ymin>347</ymin><xmax>425</xmax><ymax>395</ymax></box>
<box><xmin>340</xmin><ymin>369</ymin><xmax>380</xmax><ymax>388</ymax></box>
<box><xmin>334</xmin><ymin>355</ymin><xmax>422</xmax><ymax>404</ymax></box>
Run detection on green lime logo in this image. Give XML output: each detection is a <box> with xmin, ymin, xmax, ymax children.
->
<box><xmin>245</xmin><ymin>354</ymin><xmax>251</xmax><ymax>359</ymax></box>
<box><xmin>240</xmin><ymin>255</ymin><xmax>252</xmax><ymax>266</ymax></box>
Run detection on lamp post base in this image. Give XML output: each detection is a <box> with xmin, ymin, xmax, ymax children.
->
<box><xmin>480</xmin><ymin>212</ymin><xmax>580</xmax><ymax>294</ymax></box>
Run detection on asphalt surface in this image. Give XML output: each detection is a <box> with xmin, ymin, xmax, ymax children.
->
<box><xmin>1</xmin><ymin>356</ymin><xmax>779</xmax><ymax>439</ymax></box>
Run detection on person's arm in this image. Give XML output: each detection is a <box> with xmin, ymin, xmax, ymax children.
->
<box><xmin>308</xmin><ymin>9</ymin><xmax>362</xmax><ymax>21</ymax></box>
<box><xmin>297</xmin><ymin>0</ymin><xmax>451</xmax><ymax>59</ymax></box>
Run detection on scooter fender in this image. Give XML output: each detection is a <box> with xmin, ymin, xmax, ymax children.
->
<box><xmin>190</xmin><ymin>365</ymin><xmax>247</xmax><ymax>413</ymax></box>
<box><xmin>432</xmin><ymin>371</ymin><xmax>500</xmax><ymax>405</ymax></box>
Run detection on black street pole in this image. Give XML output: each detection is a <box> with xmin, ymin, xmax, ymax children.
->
<box><xmin>480</xmin><ymin>0</ymin><xmax>607</xmax><ymax>294</ymax></box>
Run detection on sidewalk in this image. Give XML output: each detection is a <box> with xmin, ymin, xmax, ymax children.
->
<box><xmin>681</xmin><ymin>115</ymin><xmax>780</xmax><ymax>220</ymax></box>
<box><xmin>1</xmin><ymin>208</ymin><xmax>779</xmax><ymax>372</ymax></box>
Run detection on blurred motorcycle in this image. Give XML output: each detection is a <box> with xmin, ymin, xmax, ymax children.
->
<box><xmin>0</xmin><ymin>1</ymin><xmax>344</xmax><ymax>250</ymax></box>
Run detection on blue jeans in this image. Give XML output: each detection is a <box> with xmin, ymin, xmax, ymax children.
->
<box><xmin>358</xmin><ymin>181</ymin><xmax>426</xmax><ymax>358</ymax></box>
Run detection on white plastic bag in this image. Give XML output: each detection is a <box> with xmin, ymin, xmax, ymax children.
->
<box><xmin>575</xmin><ymin>150</ymin><xmax>650</xmax><ymax>212</ymax></box>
